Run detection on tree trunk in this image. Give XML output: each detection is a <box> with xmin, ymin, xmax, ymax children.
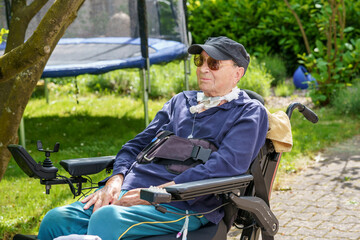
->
<box><xmin>0</xmin><ymin>69</ymin><xmax>40</xmax><ymax>180</ymax></box>
<box><xmin>0</xmin><ymin>0</ymin><xmax>85</xmax><ymax>181</ymax></box>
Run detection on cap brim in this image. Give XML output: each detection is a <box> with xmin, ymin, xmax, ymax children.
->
<box><xmin>188</xmin><ymin>44</ymin><xmax>231</xmax><ymax>60</ymax></box>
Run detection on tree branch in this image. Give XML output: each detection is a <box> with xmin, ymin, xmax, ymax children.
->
<box><xmin>338</xmin><ymin>0</ymin><xmax>345</xmax><ymax>43</ymax></box>
<box><xmin>25</xmin><ymin>0</ymin><xmax>49</xmax><ymax>22</ymax></box>
<box><xmin>5</xmin><ymin>0</ymin><xmax>27</xmax><ymax>52</ymax></box>
<box><xmin>0</xmin><ymin>0</ymin><xmax>85</xmax><ymax>83</ymax></box>
<box><xmin>284</xmin><ymin>0</ymin><xmax>311</xmax><ymax>55</ymax></box>
<box><xmin>5</xmin><ymin>0</ymin><xmax>48</xmax><ymax>53</ymax></box>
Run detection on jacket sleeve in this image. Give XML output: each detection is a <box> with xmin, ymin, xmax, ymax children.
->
<box><xmin>174</xmin><ymin>101</ymin><xmax>269</xmax><ymax>184</ymax></box>
<box><xmin>110</xmin><ymin>98</ymin><xmax>175</xmax><ymax>178</ymax></box>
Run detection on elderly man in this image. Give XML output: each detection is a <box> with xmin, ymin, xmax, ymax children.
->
<box><xmin>38</xmin><ymin>36</ymin><xmax>268</xmax><ymax>240</ymax></box>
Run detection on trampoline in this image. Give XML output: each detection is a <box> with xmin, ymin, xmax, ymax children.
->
<box><xmin>0</xmin><ymin>0</ymin><xmax>190</xmax><ymax>147</ymax></box>
<box><xmin>40</xmin><ymin>37</ymin><xmax>188</xmax><ymax>78</ymax></box>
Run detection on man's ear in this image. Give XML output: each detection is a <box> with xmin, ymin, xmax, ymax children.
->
<box><xmin>234</xmin><ymin>67</ymin><xmax>245</xmax><ymax>84</ymax></box>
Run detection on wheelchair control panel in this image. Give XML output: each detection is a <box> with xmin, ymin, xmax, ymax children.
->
<box><xmin>7</xmin><ymin>141</ymin><xmax>115</xmax><ymax>197</ymax></box>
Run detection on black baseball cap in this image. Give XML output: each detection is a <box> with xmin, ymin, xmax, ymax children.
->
<box><xmin>188</xmin><ymin>36</ymin><xmax>250</xmax><ymax>73</ymax></box>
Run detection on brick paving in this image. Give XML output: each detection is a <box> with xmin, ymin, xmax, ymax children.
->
<box><xmin>228</xmin><ymin>135</ymin><xmax>360</xmax><ymax>239</ymax></box>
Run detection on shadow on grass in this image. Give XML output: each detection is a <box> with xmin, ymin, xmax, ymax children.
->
<box><xmin>5</xmin><ymin>114</ymin><xmax>145</xmax><ymax>178</ymax></box>
<box><xmin>1</xmin><ymin>183</ymin><xmax>74</xmax><ymax>240</ymax></box>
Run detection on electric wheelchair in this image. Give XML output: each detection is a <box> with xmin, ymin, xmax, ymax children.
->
<box><xmin>8</xmin><ymin>91</ymin><xmax>318</xmax><ymax>240</ymax></box>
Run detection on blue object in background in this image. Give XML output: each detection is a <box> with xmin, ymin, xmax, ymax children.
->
<box><xmin>293</xmin><ymin>66</ymin><xmax>317</xmax><ymax>89</ymax></box>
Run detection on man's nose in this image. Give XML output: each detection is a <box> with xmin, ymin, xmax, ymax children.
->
<box><xmin>199</xmin><ymin>60</ymin><xmax>210</xmax><ymax>72</ymax></box>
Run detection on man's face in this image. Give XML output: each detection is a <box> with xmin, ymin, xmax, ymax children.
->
<box><xmin>196</xmin><ymin>51</ymin><xmax>244</xmax><ymax>97</ymax></box>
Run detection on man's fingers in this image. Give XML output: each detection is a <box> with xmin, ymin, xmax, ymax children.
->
<box><xmin>83</xmin><ymin>195</ymin><xmax>97</xmax><ymax>210</ymax></box>
<box><xmin>81</xmin><ymin>193</ymin><xmax>93</xmax><ymax>203</ymax></box>
<box><xmin>92</xmin><ymin>198</ymin><xmax>104</xmax><ymax>213</ymax></box>
<box><xmin>81</xmin><ymin>184</ymin><xmax>121</xmax><ymax>212</ymax></box>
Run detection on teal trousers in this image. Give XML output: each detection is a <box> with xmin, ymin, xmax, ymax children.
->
<box><xmin>38</xmin><ymin>191</ymin><xmax>208</xmax><ymax>240</ymax></box>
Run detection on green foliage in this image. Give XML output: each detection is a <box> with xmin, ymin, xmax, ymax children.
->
<box><xmin>83</xmin><ymin>69</ymin><xmax>140</xmax><ymax>96</ymax></box>
<box><xmin>146</xmin><ymin>60</ymin><xmax>198</xmax><ymax>98</ymax></box>
<box><xmin>239</xmin><ymin>57</ymin><xmax>273</xmax><ymax>97</ymax></box>
<box><xmin>0</xmin><ymin>28</ymin><xmax>8</xmax><ymax>44</ymax></box>
<box><xmin>260</xmin><ymin>55</ymin><xmax>287</xmax><ymax>86</ymax></box>
<box><xmin>298</xmin><ymin>0</ymin><xmax>360</xmax><ymax>106</ymax></box>
<box><xmin>187</xmin><ymin>0</ymin><xmax>311</xmax><ymax>74</ymax></box>
<box><xmin>187</xmin><ymin>0</ymin><xmax>360</xmax><ymax>76</ymax></box>
<box><xmin>274</xmin><ymin>81</ymin><xmax>295</xmax><ymax>97</ymax></box>
<box><xmin>66</xmin><ymin>60</ymin><xmax>198</xmax><ymax>99</ymax></box>
<box><xmin>343</xmin><ymin>1</ymin><xmax>360</xmax><ymax>40</ymax></box>
<box><xmin>331</xmin><ymin>81</ymin><xmax>360</xmax><ymax>116</ymax></box>
<box><xmin>157</xmin><ymin>0</ymin><xmax>177</xmax><ymax>37</ymax></box>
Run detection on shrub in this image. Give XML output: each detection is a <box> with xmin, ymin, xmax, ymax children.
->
<box><xmin>299</xmin><ymin>38</ymin><xmax>360</xmax><ymax>106</ymax></box>
<box><xmin>238</xmin><ymin>57</ymin><xmax>273</xmax><ymax>97</ymax></box>
<box><xmin>85</xmin><ymin>74</ymin><xmax>115</xmax><ymax>93</ymax></box>
<box><xmin>147</xmin><ymin>59</ymin><xmax>198</xmax><ymax>99</ymax></box>
<box><xmin>187</xmin><ymin>0</ymin><xmax>360</xmax><ymax>76</ymax></box>
<box><xmin>274</xmin><ymin>81</ymin><xmax>295</xmax><ymax>97</ymax></box>
<box><xmin>187</xmin><ymin>0</ymin><xmax>314</xmax><ymax>74</ymax></box>
<box><xmin>260</xmin><ymin>55</ymin><xmax>287</xmax><ymax>86</ymax></box>
<box><xmin>331</xmin><ymin>81</ymin><xmax>360</xmax><ymax>115</ymax></box>
<box><xmin>80</xmin><ymin>69</ymin><xmax>139</xmax><ymax>96</ymax></box>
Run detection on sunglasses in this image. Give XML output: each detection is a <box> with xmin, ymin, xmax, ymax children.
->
<box><xmin>194</xmin><ymin>54</ymin><xmax>236</xmax><ymax>71</ymax></box>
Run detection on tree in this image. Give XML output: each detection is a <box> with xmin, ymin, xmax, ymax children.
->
<box><xmin>0</xmin><ymin>0</ymin><xmax>85</xmax><ymax>181</ymax></box>
<box><xmin>291</xmin><ymin>0</ymin><xmax>360</xmax><ymax>105</ymax></box>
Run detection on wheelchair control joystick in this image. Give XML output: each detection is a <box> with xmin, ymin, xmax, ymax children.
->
<box><xmin>36</xmin><ymin>141</ymin><xmax>60</xmax><ymax>194</ymax></box>
<box><xmin>37</xmin><ymin>140</ymin><xmax>59</xmax><ymax>168</ymax></box>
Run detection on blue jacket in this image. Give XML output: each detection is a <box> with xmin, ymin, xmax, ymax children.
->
<box><xmin>106</xmin><ymin>90</ymin><xmax>268</xmax><ymax>223</ymax></box>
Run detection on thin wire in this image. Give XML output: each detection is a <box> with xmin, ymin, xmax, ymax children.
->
<box><xmin>56</xmin><ymin>173</ymin><xmax>76</xmax><ymax>196</ymax></box>
<box><xmin>76</xmin><ymin>175</ymin><xmax>95</xmax><ymax>201</ymax></box>
<box><xmin>152</xmin><ymin>202</ymin><xmax>229</xmax><ymax>216</ymax></box>
<box><xmin>188</xmin><ymin>112</ymin><xmax>197</xmax><ymax>138</ymax></box>
<box><xmin>118</xmin><ymin>215</ymin><xmax>187</xmax><ymax>240</ymax></box>
<box><xmin>234</xmin><ymin>221</ymin><xmax>257</xmax><ymax>230</ymax></box>
<box><xmin>117</xmin><ymin>202</ymin><xmax>228</xmax><ymax>239</ymax></box>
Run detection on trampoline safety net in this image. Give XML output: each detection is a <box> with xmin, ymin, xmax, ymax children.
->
<box><xmin>0</xmin><ymin>0</ymin><xmax>189</xmax><ymax>77</ymax></box>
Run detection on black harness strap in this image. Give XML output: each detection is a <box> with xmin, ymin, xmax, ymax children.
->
<box><xmin>136</xmin><ymin>131</ymin><xmax>174</xmax><ymax>163</ymax></box>
<box><xmin>190</xmin><ymin>145</ymin><xmax>212</xmax><ymax>163</ymax></box>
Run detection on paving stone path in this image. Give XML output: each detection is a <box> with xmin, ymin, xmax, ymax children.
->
<box><xmin>228</xmin><ymin>135</ymin><xmax>360</xmax><ymax>240</ymax></box>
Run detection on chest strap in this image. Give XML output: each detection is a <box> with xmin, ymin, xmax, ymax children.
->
<box><xmin>136</xmin><ymin>131</ymin><xmax>217</xmax><ymax>174</ymax></box>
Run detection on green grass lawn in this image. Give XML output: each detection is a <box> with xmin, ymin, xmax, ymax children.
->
<box><xmin>1</xmin><ymin>94</ymin><xmax>360</xmax><ymax>239</ymax></box>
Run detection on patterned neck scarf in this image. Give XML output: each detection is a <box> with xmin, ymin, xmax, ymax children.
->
<box><xmin>190</xmin><ymin>87</ymin><xmax>240</xmax><ymax>114</ymax></box>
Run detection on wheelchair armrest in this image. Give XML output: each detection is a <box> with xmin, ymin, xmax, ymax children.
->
<box><xmin>165</xmin><ymin>175</ymin><xmax>253</xmax><ymax>200</ymax></box>
<box><xmin>140</xmin><ymin>175</ymin><xmax>253</xmax><ymax>203</ymax></box>
<box><xmin>60</xmin><ymin>156</ymin><xmax>115</xmax><ymax>177</ymax></box>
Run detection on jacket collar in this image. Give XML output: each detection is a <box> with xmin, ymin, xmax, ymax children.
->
<box><xmin>183</xmin><ymin>89</ymin><xmax>252</xmax><ymax>111</ymax></box>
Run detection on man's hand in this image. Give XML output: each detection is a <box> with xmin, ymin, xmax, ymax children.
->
<box><xmin>113</xmin><ymin>188</ymin><xmax>150</xmax><ymax>207</ymax></box>
<box><xmin>113</xmin><ymin>181</ymin><xmax>175</xmax><ymax>207</ymax></box>
<box><xmin>81</xmin><ymin>174</ymin><xmax>124</xmax><ymax>212</ymax></box>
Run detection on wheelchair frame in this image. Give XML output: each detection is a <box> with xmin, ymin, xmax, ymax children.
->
<box><xmin>8</xmin><ymin>99</ymin><xmax>318</xmax><ymax>240</ymax></box>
